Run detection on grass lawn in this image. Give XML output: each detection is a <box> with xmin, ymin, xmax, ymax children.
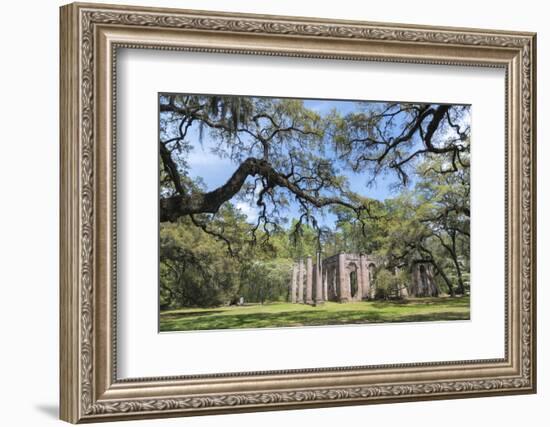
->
<box><xmin>160</xmin><ymin>296</ymin><xmax>470</xmax><ymax>332</ymax></box>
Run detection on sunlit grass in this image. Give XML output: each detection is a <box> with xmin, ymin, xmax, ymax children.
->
<box><xmin>160</xmin><ymin>296</ymin><xmax>470</xmax><ymax>332</ymax></box>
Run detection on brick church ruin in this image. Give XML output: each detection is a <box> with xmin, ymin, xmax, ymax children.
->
<box><xmin>289</xmin><ymin>252</ymin><xmax>438</xmax><ymax>304</ymax></box>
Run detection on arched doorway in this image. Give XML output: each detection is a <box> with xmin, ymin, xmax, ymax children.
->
<box><xmin>349</xmin><ymin>269</ymin><xmax>358</xmax><ymax>298</ymax></box>
<box><xmin>331</xmin><ymin>270</ymin><xmax>338</xmax><ymax>299</ymax></box>
<box><xmin>346</xmin><ymin>262</ymin><xmax>359</xmax><ymax>299</ymax></box>
<box><xmin>368</xmin><ymin>263</ymin><xmax>376</xmax><ymax>283</ymax></box>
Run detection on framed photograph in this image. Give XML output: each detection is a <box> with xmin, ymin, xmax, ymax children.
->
<box><xmin>60</xmin><ymin>2</ymin><xmax>537</xmax><ymax>423</ymax></box>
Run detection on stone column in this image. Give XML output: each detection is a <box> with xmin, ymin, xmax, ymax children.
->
<box><xmin>360</xmin><ymin>254</ymin><xmax>369</xmax><ymax>300</ymax></box>
<box><xmin>312</xmin><ymin>262</ymin><xmax>316</xmax><ymax>297</ymax></box>
<box><xmin>315</xmin><ymin>252</ymin><xmax>324</xmax><ymax>304</ymax></box>
<box><xmin>338</xmin><ymin>253</ymin><xmax>350</xmax><ymax>302</ymax></box>
<box><xmin>369</xmin><ymin>264</ymin><xmax>376</xmax><ymax>299</ymax></box>
<box><xmin>323</xmin><ymin>269</ymin><xmax>328</xmax><ymax>301</ymax></box>
<box><xmin>355</xmin><ymin>270</ymin><xmax>363</xmax><ymax>301</ymax></box>
<box><xmin>290</xmin><ymin>263</ymin><xmax>298</xmax><ymax>303</ymax></box>
<box><xmin>297</xmin><ymin>259</ymin><xmax>304</xmax><ymax>303</ymax></box>
<box><xmin>305</xmin><ymin>256</ymin><xmax>313</xmax><ymax>304</ymax></box>
<box><xmin>355</xmin><ymin>262</ymin><xmax>363</xmax><ymax>302</ymax></box>
<box><xmin>332</xmin><ymin>268</ymin><xmax>337</xmax><ymax>299</ymax></box>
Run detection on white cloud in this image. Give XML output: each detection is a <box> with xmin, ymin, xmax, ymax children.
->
<box><xmin>235</xmin><ymin>201</ymin><xmax>259</xmax><ymax>223</ymax></box>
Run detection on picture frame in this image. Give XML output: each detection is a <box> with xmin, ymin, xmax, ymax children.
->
<box><xmin>59</xmin><ymin>2</ymin><xmax>536</xmax><ymax>423</ymax></box>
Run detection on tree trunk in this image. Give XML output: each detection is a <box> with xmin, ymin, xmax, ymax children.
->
<box><xmin>418</xmin><ymin>244</ymin><xmax>455</xmax><ymax>297</ymax></box>
<box><xmin>431</xmin><ymin>261</ymin><xmax>455</xmax><ymax>297</ymax></box>
<box><xmin>451</xmin><ymin>234</ymin><xmax>465</xmax><ymax>294</ymax></box>
<box><xmin>438</xmin><ymin>233</ymin><xmax>465</xmax><ymax>296</ymax></box>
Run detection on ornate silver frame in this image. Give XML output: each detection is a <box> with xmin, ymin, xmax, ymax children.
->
<box><xmin>60</xmin><ymin>2</ymin><xmax>536</xmax><ymax>423</ymax></box>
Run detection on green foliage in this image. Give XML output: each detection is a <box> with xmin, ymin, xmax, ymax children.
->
<box><xmin>240</xmin><ymin>259</ymin><xmax>293</xmax><ymax>304</ymax></box>
<box><xmin>370</xmin><ymin>155</ymin><xmax>470</xmax><ymax>297</ymax></box>
<box><xmin>374</xmin><ymin>269</ymin><xmax>405</xmax><ymax>300</ymax></box>
<box><xmin>160</xmin><ymin>205</ymin><xmax>303</xmax><ymax>308</ymax></box>
<box><xmin>160</xmin><ymin>219</ymin><xmax>243</xmax><ymax>308</ymax></box>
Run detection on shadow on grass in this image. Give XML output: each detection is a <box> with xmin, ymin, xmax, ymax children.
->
<box><xmin>395</xmin><ymin>311</ymin><xmax>470</xmax><ymax>322</ymax></box>
<box><xmin>162</xmin><ymin>309</ymin><xmax>225</xmax><ymax>319</ymax></box>
<box><xmin>370</xmin><ymin>297</ymin><xmax>469</xmax><ymax>309</ymax></box>
<box><xmin>160</xmin><ymin>308</ymin><xmax>470</xmax><ymax>332</ymax></box>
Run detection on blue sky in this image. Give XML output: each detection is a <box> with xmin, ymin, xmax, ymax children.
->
<box><xmin>165</xmin><ymin>97</ymin><xmax>418</xmax><ymax>229</ymax></box>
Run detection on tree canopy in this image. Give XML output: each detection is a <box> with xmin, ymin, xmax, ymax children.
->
<box><xmin>158</xmin><ymin>94</ymin><xmax>470</xmax><ymax>308</ymax></box>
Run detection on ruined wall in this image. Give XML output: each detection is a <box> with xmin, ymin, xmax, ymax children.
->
<box><xmin>292</xmin><ymin>253</ymin><xmax>379</xmax><ymax>304</ymax></box>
